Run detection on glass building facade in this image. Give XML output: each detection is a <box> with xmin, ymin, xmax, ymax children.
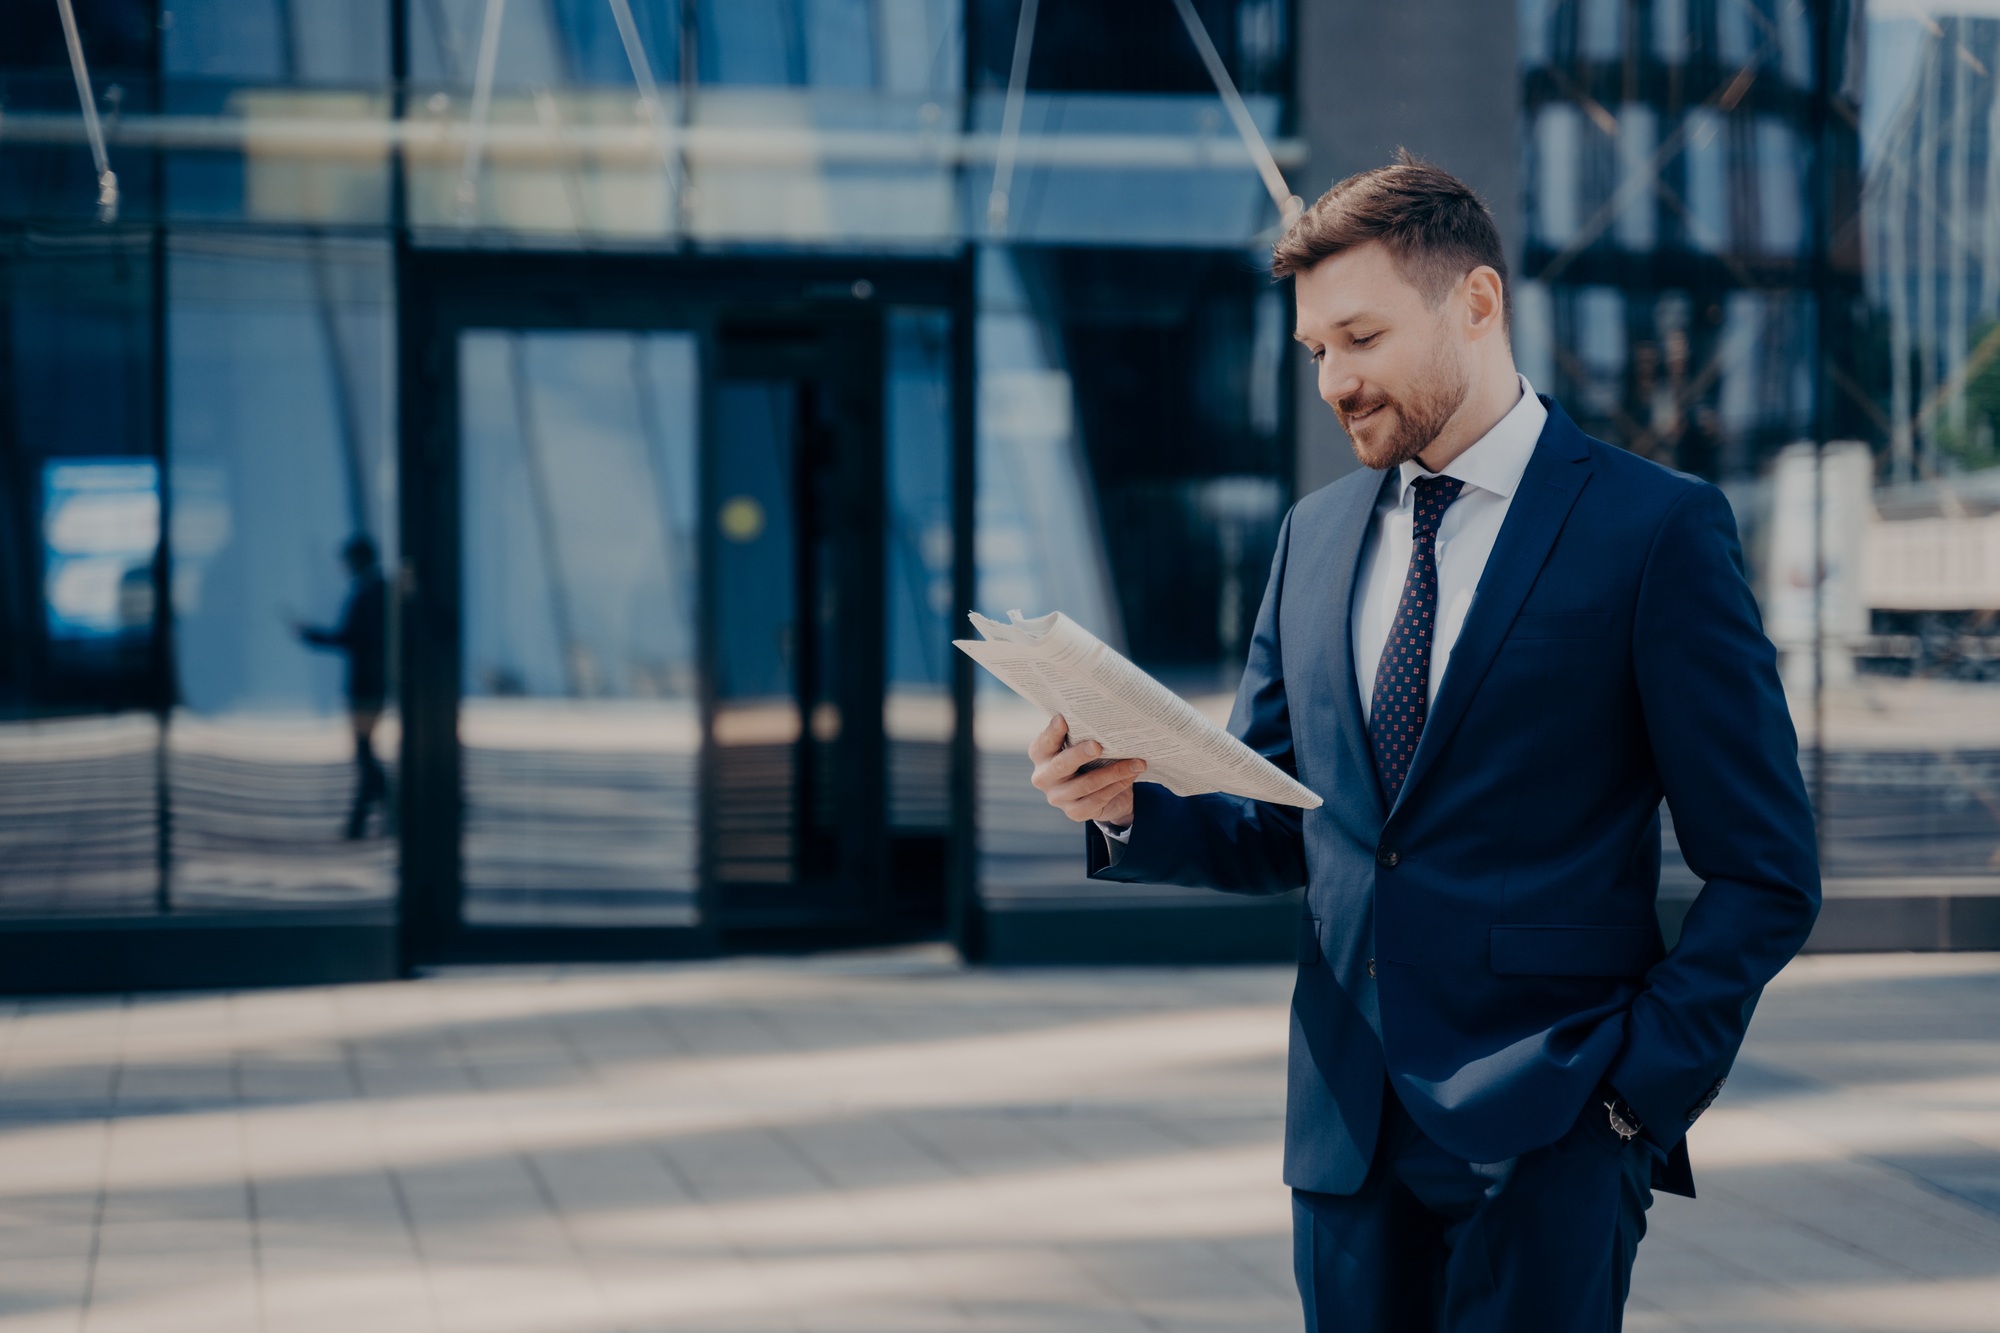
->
<box><xmin>4</xmin><ymin>0</ymin><xmax>1996</xmax><ymax>986</ymax></box>
<box><xmin>0</xmin><ymin>0</ymin><xmax>1303</xmax><ymax>979</ymax></box>
<box><xmin>1520</xmin><ymin>0</ymin><xmax>2000</xmax><ymax>946</ymax></box>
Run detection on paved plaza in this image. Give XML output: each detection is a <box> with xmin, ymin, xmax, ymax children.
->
<box><xmin>0</xmin><ymin>950</ymin><xmax>1995</xmax><ymax>1332</ymax></box>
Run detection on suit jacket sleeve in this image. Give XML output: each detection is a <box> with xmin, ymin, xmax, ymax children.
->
<box><xmin>1085</xmin><ymin>507</ymin><xmax>1309</xmax><ymax>896</ymax></box>
<box><xmin>1609</xmin><ymin>482</ymin><xmax>1821</xmax><ymax>1148</ymax></box>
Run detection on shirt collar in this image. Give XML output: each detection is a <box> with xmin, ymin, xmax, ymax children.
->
<box><xmin>1393</xmin><ymin>375</ymin><xmax>1548</xmax><ymax>505</ymax></box>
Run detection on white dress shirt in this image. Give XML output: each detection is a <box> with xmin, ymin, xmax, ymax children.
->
<box><xmin>1100</xmin><ymin>376</ymin><xmax>1545</xmax><ymax>844</ymax></box>
<box><xmin>1352</xmin><ymin>376</ymin><xmax>1546</xmax><ymax>721</ymax></box>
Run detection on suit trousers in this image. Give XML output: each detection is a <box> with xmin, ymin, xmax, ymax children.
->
<box><xmin>1292</xmin><ymin>1081</ymin><xmax>1654</xmax><ymax>1332</ymax></box>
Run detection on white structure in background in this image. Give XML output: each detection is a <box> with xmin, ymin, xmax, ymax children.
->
<box><xmin>1866</xmin><ymin>505</ymin><xmax>2000</xmax><ymax>610</ymax></box>
<box><xmin>1766</xmin><ymin>442</ymin><xmax>1875</xmax><ymax>693</ymax></box>
<box><xmin>1766</xmin><ymin>440</ymin><xmax>2000</xmax><ymax>695</ymax></box>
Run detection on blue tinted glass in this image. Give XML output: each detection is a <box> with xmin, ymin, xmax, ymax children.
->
<box><xmin>714</xmin><ymin>381</ymin><xmax>799</xmax><ymax>697</ymax></box>
<box><xmin>886</xmin><ymin>307</ymin><xmax>954</xmax><ymax>831</ymax></box>
<box><xmin>886</xmin><ymin>308</ymin><xmax>952</xmax><ymax>690</ymax></box>
<box><xmin>697</xmin><ymin>0</ymin><xmax>879</xmax><ymax>86</ymax></box>
<box><xmin>412</xmin><ymin>0</ymin><xmax>626</xmax><ymax>87</ymax></box>
<box><xmin>700</xmin><ymin>0</ymin><xmax>805</xmax><ymax>85</ymax></box>
<box><xmin>166</xmin><ymin>0</ymin><xmax>389</xmax><ymax>82</ymax></box>
<box><xmin>807</xmin><ymin>0</ymin><xmax>876</xmax><ymax>87</ymax></box>
<box><xmin>166</xmin><ymin>236</ymin><xmax>398</xmax><ymax>908</ymax></box>
<box><xmin>547</xmin><ymin>0</ymin><xmax>680</xmax><ymax>84</ymax></box>
<box><xmin>458</xmin><ymin>329</ymin><xmax>702</xmax><ymax>926</ymax></box>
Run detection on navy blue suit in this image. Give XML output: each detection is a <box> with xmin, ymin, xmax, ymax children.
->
<box><xmin>1089</xmin><ymin>399</ymin><xmax>1819</xmax><ymax>1322</ymax></box>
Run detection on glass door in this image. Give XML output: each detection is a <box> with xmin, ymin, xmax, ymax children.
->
<box><xmin>399</xmin><ymin>252</ymin><xmax>966</xmax><ymax>963</ymax></box>
<box><xmin>446</xmin><ymin>316</ymin><xmax>889</xmax><ymax>937</ymax></box>
<box><xmin>706</xmin><ymin>317</ymin><xmax>888</xmax><ymax>930</ymax></box>
<box><xmin>456</xmin><ymin>329</ymin><xmax>701</xmax><ymax>927</ymax></box>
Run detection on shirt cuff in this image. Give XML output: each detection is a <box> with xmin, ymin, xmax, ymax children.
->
<box><xmin>1095</xmin><ymin>820</ymin><xmax>1133</xmax><ymax>844</ymax></box>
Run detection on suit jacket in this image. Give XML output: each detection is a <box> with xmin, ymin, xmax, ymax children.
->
<box><xmin>1088</xmin><ymin>397</ymin><xmax>1820</xmax><ymax>1199</ymax></box>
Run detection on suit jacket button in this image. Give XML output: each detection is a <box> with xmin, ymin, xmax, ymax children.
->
<box><xmin>1377</xmin><ymin>848</ymin><xmax>1400</xmax><ymax>867</ymax></box>
<box><xmin>1367</xmin><ymin>958</ymin><xmax>1377</xmax><ymax>978</ymax></box>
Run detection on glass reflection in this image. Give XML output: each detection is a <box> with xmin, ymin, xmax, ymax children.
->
<box><xmin>885</xmin><ymin>307</ymin><xmax>955</xmax><ymax>834</ymax></box>
<box><xmin>0</xmin><ymin>716</ymin><xmax>160</xmax><ymax>914</ymax></box>
<box><xmin>459</xmin><ymin>329</ymin><xmax>700</xmax><ymax>925</ymax></box>
<box><xmin>973</xmin><ymin>242</ymin><xmax>1287</xmax><ymax>912</ymax></box>
<box><xmin>712</xmin><ymin>379</ymin><xmax>804</xmax><ymax>887</ymax></box>
<box><xmin>0</xmin><ymin>233</ymin><xmax>163</xmax><ymax>914</ymax></box>
<box><xmin>1521</xmin><ymin>0</ymin><xmax>2000</xmax><ymax>913</ymax></box>
<box><xmin>166</xmin><ymin>235</ymin><xmax>396</xmax><ymax>909</ymax></box>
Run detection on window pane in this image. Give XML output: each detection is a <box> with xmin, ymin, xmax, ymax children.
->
<box><xmin>166</xmin><ymin>235</ymin><xmax>397</xmax><ymax>910</ymax></box>
<box><xmin>885</xmin><ymin>307</ymin><xmax>954</xmax><ymax>832</ymax></box>
<box><xmin>459</xmin><ymin>330</ymin><xmax>701</xmax><ymax>926</ymax></box>
<box><xmin>0</xmin><ymin>233</ymin><xmax>162</xmax><ymax>916</ymax></box>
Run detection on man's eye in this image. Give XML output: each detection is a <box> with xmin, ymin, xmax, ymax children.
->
<box><xmin>1309</xmin><ymin>347</ymin><xmax>1325</xmax><ymax>363</ymax></box>
<box><xmin>1353</xmin><ymin>333</ymin><xmax>1379</xmax><ymax>348</ymax></box>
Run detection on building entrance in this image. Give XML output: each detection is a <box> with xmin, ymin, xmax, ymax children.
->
<box><xmin>398</xmin><ymin>253</ymin><xmax>968</xmax><ymax>965</ymax></box>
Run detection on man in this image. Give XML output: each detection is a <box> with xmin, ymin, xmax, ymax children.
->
<box><xmin>296</xmin><ymin>535</ymin><xmax>390</xmax><ymax>840</ymax></box>
<box><xmin>1028</xmin><ymin>155</ymin><xmax>1819</xmax><ymax>1331</ymax></box>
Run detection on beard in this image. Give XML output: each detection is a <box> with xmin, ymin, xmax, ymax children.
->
<box><xmin>1337</xmin><ymin>342</ymin><xmax>1472</xmax><ymax>471</ymax></box>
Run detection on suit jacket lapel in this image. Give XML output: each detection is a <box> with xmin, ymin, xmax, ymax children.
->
<box><xmin>1389</xmin><ymin>399</ymin><xmax>1594</xmax><ymax>819</ymax></box>
<box><xmin>1308</xmin><ymin>467</ymin><xmax>1395</xmax><ymax>824</ymax></box>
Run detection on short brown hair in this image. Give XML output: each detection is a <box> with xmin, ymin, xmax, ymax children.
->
<box><xmin>1272</xmin><ymin>150</ymin><xmax>1510</xmax><ymax>326</ymax></box>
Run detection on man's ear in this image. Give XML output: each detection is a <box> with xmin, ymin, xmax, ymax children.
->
<box><xmin>1463</xmin><ymin>266</ymin><xmax>1505</xmax><ymax>340</ymax></box>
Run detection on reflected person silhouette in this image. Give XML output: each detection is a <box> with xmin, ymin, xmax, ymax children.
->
<box><xmin>294</xmin><ymin>536</ymin><xmax>389</xmax><ymax>839</ymax></box>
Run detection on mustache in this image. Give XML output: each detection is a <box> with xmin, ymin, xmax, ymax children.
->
<box><xmin>1337</xmin><ymin>391</ymin><xmax>1392</xmax><ymax>418</ymax></box>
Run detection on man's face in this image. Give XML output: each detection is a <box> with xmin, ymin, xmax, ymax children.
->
<box><xmin>1292</xmin><ymin>242</ymin><xmax>1472</xmax><ymax>471</ymax></box>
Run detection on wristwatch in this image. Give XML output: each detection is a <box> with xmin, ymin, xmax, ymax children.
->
<box><xmin>1602</xmin><ymin>1088</ymin><xmax>1644</xmax><ymax>1143</ymax></box>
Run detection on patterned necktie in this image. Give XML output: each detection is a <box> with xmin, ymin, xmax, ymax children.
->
<box><xmin>1368</xmin><ymin>474</ymin><xmax>1466</xmax><ymax>803</ymax></box>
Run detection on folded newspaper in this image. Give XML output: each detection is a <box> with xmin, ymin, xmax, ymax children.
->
<box><xmin>955</xmin><ymin>609</ymin><xmax>1322</xmax><ymax>809</ymax></box>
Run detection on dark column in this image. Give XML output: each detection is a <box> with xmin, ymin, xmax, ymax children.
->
<box><xmin>1292</xmin><ymin>0</ymin><xmax>1522</xmax><ymax>497</ymax></box>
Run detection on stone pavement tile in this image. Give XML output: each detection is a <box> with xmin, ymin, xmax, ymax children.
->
<box><xmin>652</xmin><ymin>1003</ymin><xmax>802</xmax><ymax>1060</ymax></box>
<box><xmin>377</xmin><ymin>1261</ymin><xmax>608</xmax><ymax>1333</ymax></box>
<box><xmin>253</xmin><ymin>1169</ymin><xmax>426</xmax><ymax>1264</ymax></box>
<box><xmin>793</xmin><ymin>1300</ymin><xmax>974</xmax><ymax>1332</ymax></box>
<box><xmin>778</xmin><ymin>1115</ymin><xmax>961</xmax><ymax>1193</ymax></box>
<box><xmin>234</xmin><ymin>1043</ymin><xmax>360</xmax><ymax>1107</ymax></box>
<box><xmin>592</xmin><ymin>1237</ymin><xmax>784</xmax><ymax>1329</ymax></box>
<box><xmin>252</xmin><ymin>1267</ymin><xmax>439</xmax><ymax>1333</ymax></box>
<box><xmin>0</xmin><ymin>1252</ymin><xmax>91</xmax><ymax>1317</ymax></box>
<box><xmin>525</xmin><ymin>1139</ymin><xmax>696</xmax><ymax>1223</ymax></box>
<box><xmin>0</xmin><ymin>1156</ymin><xmax>102</xmax><ymax>1228</ymax></box>
<box><xmin>396</xmin><ymin>1157</ymin><xmax>569</xmax><ymax>1250</ymax></box>
<box><xmin>546</xmin><ymin>1002</ymin><xmax>679</xmax><ymax>1074</ymax></box>
<box><xmin>663</xmin><ymin>1124</ymin><xmax>834</xmax><ymax>1204</ymax></box>
<box><xmin>344</xmin><ymin>1034</ymin><xmax>482</xmax><ymax>1102</ymax></box>
<box><xmin>80</xmin><ymin>1257</ymin><xmax>260</xmax><ymax>1333</ymax></box>
<box><xmin>1207</xmin><ymin>1231</ymin><xmax>1296</xmax><ymax>1298</ymax></box>
<box><xmin>1022</xmin><ymin>1108</ymin><xmax>1200</xmax><ymax>1169</ymax></box>
<box><xmin>1666</xmin><ymin>1179</ymin><xmax>1923</xmax><ymax>1285</ymax></box>
<box><xmin>1090</xmin><ymin>1235</ymin><xmax>1294</xmax><ymax>1309</ymax></box>
<box><xmin>890</xmin><ymin>1111</ymin><xmax>1080</xmax><ymax>1181</ymax></box>
<box><xmin>1703</xmin><ymin>1161</ymin><xmax>2000</xmax><ymax>1279</ymax></box>
<box><xmin>959</xmin><ymin>1294</ymin><xmax>1158</xmax><ymax>1333</ymax></box>
<box><xmin>98</xmin><ymin>1106</ymin><xmax>252</xmax><ymax>1201</ymax></box>
<box><xmin>1630</xmin><ymin>1272</ymin><xmax>2000</xmax><ymax>1333</ymax></box>
<box><xmin>0</xmin><ymin>1221</ymin><xmax>95</xmax><ymax>1265</ymax></box>
<box><xmin>0</xmin><ymin>1066</ymin><xmax>120</xmax><ymax>1110</ymax></box>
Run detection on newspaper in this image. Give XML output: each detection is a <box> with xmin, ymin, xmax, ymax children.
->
<box><xmin>955</xmin><ymin>610</ymin><xmax>1323</xmax><ymax>809</ymax></box>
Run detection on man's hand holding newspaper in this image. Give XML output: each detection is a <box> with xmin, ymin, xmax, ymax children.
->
<box><xmin>1029</xmin><ymin>713</ymin><xmax>1147</xmax><ymax>826</ymax></box>
<box><xmin>954</xmin><ymin>610</ymin><xmax>1323</xmax><ymax>829</ymax></box>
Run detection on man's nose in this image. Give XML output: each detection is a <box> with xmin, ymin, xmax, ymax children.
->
<box><xmin>1320</xmin><ymin>358</ymin><xmax>1359</xmax><ymax>407</ymax></box>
